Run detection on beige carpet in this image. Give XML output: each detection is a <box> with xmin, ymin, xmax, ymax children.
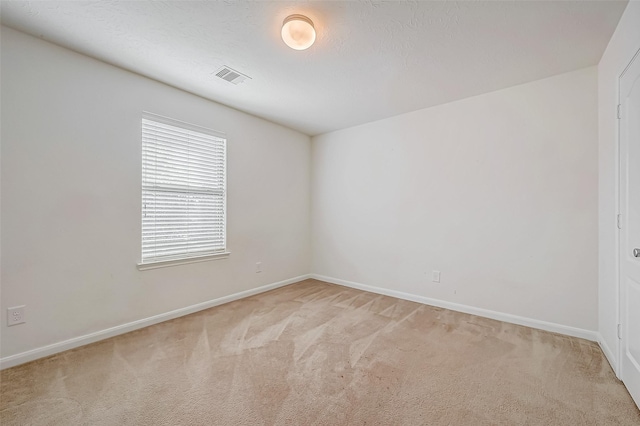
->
<box><xmin>1</xmin><ymin>279</ymin><xmax>639</xmax><ymax>425</ymax></box>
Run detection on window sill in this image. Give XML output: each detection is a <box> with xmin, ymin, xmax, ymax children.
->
<box><xmin>137</xmin><ymin>252</ymin><xmax>230</xmax><ymax>271</ymax></box>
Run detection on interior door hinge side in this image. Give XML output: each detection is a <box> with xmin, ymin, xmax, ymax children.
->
<box><xmin>617</xmin><ymin>323</ymin><xmax>622</xmax><ymax>340</ymax></box>
<box><xmin>617</xmin><ymin>214</ymin><xmax>623</xmax><ymax>230</ymax></box>
<box><xmin>617</xmin><ymin>104</ymin><xmax>622</xmax><ymax>120</ymax></box>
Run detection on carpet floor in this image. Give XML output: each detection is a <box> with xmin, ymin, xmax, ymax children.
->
<box><xmin>1</xmin><ymin>279</ymin><xmax>639</xmax><ymax>425</ymax></box>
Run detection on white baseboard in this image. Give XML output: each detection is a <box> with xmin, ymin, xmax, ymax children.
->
<box><xmin>597</xmin><ymin>333</ymin><xmax>620</xmax><ymax>378</ymax></box>
<box><xmin>0</xmin><ymin>274</ymin><xmax>311</xmax><ymax>370</ymax></box>
<box><xmin>3</xmin><ymin>273</ymin><xmax>598</xmax><ymax>370</ymax></box>
<box><xmin>311</xmin><ymin>274</ymin><xmax>598</xmax><ymax>342</ymax></box>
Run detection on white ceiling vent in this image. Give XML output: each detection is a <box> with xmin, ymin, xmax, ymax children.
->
<box><xmin>214</xmin><ymin>66</ymin><xmax>251</xmax><ymax>85</ymax></box>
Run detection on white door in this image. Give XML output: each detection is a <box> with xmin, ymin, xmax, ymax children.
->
<box><xmin>619</xmin><ymin>48</ymin><xmax>640</xmax><ymax>409</ymax></box>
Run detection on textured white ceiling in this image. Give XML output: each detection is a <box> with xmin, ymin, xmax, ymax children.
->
<box><xmin>0</xmin><ymin>1</ymin><xmax>628</xmax><ymax>136</ymax></box>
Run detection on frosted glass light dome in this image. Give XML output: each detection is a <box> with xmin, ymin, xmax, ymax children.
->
<box><xmin>281</xmin><ymin>14</ymin><xmax>316</xmax><ymax>50</ymax></box>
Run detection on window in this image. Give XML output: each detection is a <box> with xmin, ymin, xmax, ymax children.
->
<box><xmin>139</xmin><ymin>112</ymin><xmax>227</xmax><ymax>269</ymax></box>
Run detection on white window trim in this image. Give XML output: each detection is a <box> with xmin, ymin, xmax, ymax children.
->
<box><xmin>138</xmin><ymin>112</ymin><xmax>228</xmax><ymax>269</ymax></box>
<box><xmin>137</xmin><ymin>251</ymin><xmax>230</xmax><ymax>271</ymax></box>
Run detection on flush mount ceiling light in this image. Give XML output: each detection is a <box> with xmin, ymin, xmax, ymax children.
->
<box><xmin>281</xmin><ymin>14</ymin><xmax>316</xmax><ymax>50</ymax></box>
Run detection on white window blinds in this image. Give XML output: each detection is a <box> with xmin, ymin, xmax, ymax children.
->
<box><xmin>141</xmin><ymin>113</ymin><xmax>226</xmax><ymax>264</ymax></box>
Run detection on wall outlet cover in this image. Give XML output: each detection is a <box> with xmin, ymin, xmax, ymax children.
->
<box><xmin>7</xmin><ymin>305</ymin><xmax>26</xmax><ymax>326</ymax></box>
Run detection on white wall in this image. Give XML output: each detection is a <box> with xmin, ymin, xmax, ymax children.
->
<box><xmin>0</xmin><ymin>27</ymin><xmax>311</xmax><ymax>360</ymax></box>
<box><xmin>312</xmin><ymin>67</ymin><xmax>598</xmax><ymax>333</ymax></box>
<box><xmin>597</xmin><ymin>1</ymin><xmax>640</xmax><ymax>373</ymax></box>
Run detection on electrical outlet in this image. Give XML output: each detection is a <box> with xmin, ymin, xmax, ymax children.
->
<box><xmin>256</xmin><ymin>262</ymin><xmax>262</xmax><ymax>273</ymax></box>
<box><xmin>432</xmin><ymin>270</ymin><xmax>441</xmax><ymax>283</ymax></box>
<box><xmin>7</xmin><ymin>306</ymin><xmax>26</xmax><ymax>326</ymax></box>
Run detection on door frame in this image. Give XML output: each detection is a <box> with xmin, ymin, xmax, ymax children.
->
<box><xmin>617</xmin><ymin>46</ymin><xmax>640</xmax><ymax>380</ymax></box>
